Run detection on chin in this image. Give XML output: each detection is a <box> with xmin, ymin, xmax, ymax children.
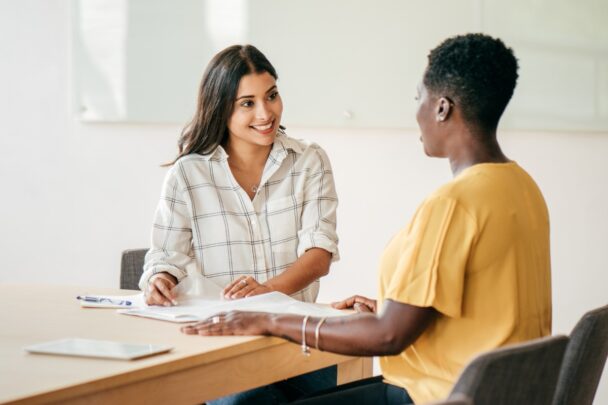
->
<box><xmin>255</xmin><ymin>133</ymin><xmax>276</xmax><ymax>146</ymax></box>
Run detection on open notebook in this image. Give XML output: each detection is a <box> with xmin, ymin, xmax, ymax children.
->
<box><xmin>118</xmin><ymin>291</ymin><xmax>346</xmax><ymax>323</ymax></box>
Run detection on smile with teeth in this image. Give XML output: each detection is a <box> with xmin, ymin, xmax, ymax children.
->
<box><xmin>251</xmin><ymin>120</ymin><xmax>274</xmax><ymax>132</ymax></box>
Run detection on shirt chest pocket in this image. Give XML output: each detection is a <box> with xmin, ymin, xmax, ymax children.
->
<box><xmin>265</xmin><ymin>192</ymin><xmax>304</xmax><ymax>253</ymax></box>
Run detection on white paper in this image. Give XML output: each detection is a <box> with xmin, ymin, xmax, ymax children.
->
<box><xmin>118</xmin><ymin>291</ymin><xmax>346</xmax><ymax>323</ymax></box>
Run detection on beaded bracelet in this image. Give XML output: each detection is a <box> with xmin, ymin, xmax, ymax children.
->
<box><xmin>301</xmin><ymin>315</ymin><xmax>311</xmax><ymax>356</ymax></box>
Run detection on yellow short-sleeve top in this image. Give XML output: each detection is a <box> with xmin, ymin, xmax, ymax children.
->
<box><xmin>379</xmin><ymin>162</ymin><xmax>551</xmax><ymax>404</ymax></box>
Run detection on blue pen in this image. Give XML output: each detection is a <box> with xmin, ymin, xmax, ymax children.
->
<box><xmin>76</xmin><ymin>296</ymin><xmax>132</xmax><ymax>306</ymax></box>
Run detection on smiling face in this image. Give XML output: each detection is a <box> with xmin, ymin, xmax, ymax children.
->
<box><xmin>227</xmin><ymin>71</ymin><xmax>283</xmax><ymax>151</ymax></box>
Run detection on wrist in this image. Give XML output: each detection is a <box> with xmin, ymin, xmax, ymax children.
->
<box><xmin>262</xmin><ymin>281</ymin><xmax>275</xmax><ymax>292</ymax></box>
<box><xmin>264</xmin><ymin>313</ymin><xmax>279</xmax><ymax>335</ymax></box>
<box><xmin>150</xmin><ymin>272</ymin><xmax>177</xmax><ymax>285</ymax></box>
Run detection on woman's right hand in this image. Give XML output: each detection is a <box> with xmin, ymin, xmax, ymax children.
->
<box><xmin>331</xmin><ymin>295</ymin><xmax>377</xmax><ymax>313</ymax></box>
<box><xmin>145</xmin><ymin>273</ymin><xmax>178</xmax><ymax>306</ymax></box>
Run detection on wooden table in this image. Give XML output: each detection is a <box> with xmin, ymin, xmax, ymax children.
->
<box><xmin>0</xmin><ymin>284</ymin><xmax>372</xmax><ymax>404</ymax></box>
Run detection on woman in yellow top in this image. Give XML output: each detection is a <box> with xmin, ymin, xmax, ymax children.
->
<box><xmin>182</xmin><ymin>33</ymin><xmax>552</xmax><ymax>405</ymax></box>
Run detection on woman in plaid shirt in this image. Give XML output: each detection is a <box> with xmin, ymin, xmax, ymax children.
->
<box><xmin>139</xmin><ymin>45</ymin><xmax>340</xmax><ymax>404</ymax></box>
<box><xmin>140</xmin><ymin>45</ymin><xmax>339</xmax><ymax>306</ymax></box>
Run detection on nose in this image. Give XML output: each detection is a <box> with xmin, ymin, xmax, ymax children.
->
<box><xmin>255</xmin><ymin>101</ymin><xmax>271</xmax><ymax>121</ymax></box>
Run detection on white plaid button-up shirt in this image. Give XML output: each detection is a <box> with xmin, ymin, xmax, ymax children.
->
<box><xmin>139</xmin><ymin>132</ymin><xmax>339</xmax><ymax>302</ymax></box>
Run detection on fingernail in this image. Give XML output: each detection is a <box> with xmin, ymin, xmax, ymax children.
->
<box><xmin>172</xmin><ymin>299</ymin><xmax>178</xmax><ymax>305</ymax></box>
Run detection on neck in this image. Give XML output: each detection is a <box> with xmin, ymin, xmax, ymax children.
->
<box><xmin>447</xmin><ymin>127</ymin><xmax>508</xmax><ymax>176</ymax></box>
<box><xmin>224</xmin><ymin>139</ymin><xmax>271</xmax><ymax>170</ymax></box>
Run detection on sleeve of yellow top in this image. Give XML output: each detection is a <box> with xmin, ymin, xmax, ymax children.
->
<box><xmin>384</xmin><ymin>196</ymin><xmax>477</xmax><ymax>318</ymax></box>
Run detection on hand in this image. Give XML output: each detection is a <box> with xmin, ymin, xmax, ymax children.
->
<box><xmin>145</xmin><ymin>273</ymin><xmax>178</xmax><ymax>306</ymax></box>
<box><xmin>181</xmin><ymin>311</ymin><xmax>271</xmax><ymax>336</ymax></box>
<box><xmin>332</xmin><ymin>295</ymin><xmax>377</xmax><ymax>313</ymax></box>
<box><xmin>222</xmin><ymin>276</ymin><xmax>273</xmax><ymax>300</ymax></box>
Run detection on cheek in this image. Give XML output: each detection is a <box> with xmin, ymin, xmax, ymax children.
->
<box><xmin>415</xmin><ymin>106</ymin><xmax>425</xmax><ymax>131</ymax></box>
<box><xmin>272</xmin><ymin>98</ymin><xmax>284</xmax><ymax>118</ymax></box>
<box><xmin>227</xmin><ymin>111</ymin><xmax>247</xmax><ymax>133</ymax></box>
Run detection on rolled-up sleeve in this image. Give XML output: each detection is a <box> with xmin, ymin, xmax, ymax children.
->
<box><xmin>138</xmin><ymin>166</ymin><xmax>193</xmax><ymax>290</ymax></box>
<box><xmin>297</xmin><ymin>146</ymin><xmax>340</xmax><ymax>261</ymax></box>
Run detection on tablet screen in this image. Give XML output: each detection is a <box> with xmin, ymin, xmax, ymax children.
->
<box><xmin>25</xmin><ymin>338</ymin><xmax>173</xmax><ymax>360</ymax></box>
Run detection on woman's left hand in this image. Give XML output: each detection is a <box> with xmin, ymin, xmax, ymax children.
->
<box><xmin>181</xmin><ymin>311</ymin><xmax>271</xmax><ymax>336</ymax></box>
<box><xmin>222</xmin><ymin>276</ymin><xmax>273</xmax><ymax>299</ymax></box>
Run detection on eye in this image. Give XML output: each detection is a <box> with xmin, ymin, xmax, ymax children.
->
<box><xmin>240</xmin><ymin>100</ymin><xmax>253</xmax><ymax>108</ymax></box>
<box><xmin>268</xmin><ymin>91</ymin><xmax>279</xmax><ymax>101</ymax></box>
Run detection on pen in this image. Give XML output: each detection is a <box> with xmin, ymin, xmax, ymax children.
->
<box><xmin>76</xmin><ymin>296</ymin><xmax>132</xmax><ymax>306</ymax></box>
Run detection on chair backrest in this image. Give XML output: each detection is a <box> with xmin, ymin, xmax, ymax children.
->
<box><xmin>552</xmin><ymin>304</ymin><xmax>608</xmax><ymax>405</ymax></box>
<box><xmin>449</xmin><ymin>335</ymin><xmax>569</xmax><ymax>405</ymax></box>
<box><xmin>120</xmin><ymin>249</ymin><xmax>148</xmax><ymax>290</ymax></box>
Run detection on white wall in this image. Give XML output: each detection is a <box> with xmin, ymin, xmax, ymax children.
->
<box><xmin>1</xmin><ymin>1</ymin><xmax>607</xmax><ymax>402</ymax></box>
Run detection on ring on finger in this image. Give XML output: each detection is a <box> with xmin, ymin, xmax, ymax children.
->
<box><xmin>240</xmin><ymin>279</ymin><xmax>248</xmax><ymax>286</ymax></box>
<box><xmin>212</xmin><ymin>316</ymin><xmax>221</xmax><ymax>324</ymax></box>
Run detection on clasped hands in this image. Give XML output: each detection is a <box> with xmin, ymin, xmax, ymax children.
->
<box><xmin>144</xmin><ymin>273</ymin><xmax>273</xmax><ymax>306</ymax></box>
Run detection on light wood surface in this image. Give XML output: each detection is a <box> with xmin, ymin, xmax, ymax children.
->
<box><xmin>0</xmin><ymin>284</ymin><xmax>372</xmax><ymax>404</ymax></box>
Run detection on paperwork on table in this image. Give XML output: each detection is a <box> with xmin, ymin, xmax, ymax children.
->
<box><xmin>118</xmin><ymin>291</ymin><xmax>345</xmax><ymax>323</ymax></box>
<box><xmin>80</xmin><ymin>273</ymin><xmax>345</xmax><ymax>323</ymax></box>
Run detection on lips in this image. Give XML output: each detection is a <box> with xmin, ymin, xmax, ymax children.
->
<box><xmin>250</xmin><ymin>119</ymin><xmax>275</xmax><ymax>135</ymax></box>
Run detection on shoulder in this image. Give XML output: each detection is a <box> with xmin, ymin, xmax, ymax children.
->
<box><xmin>419</xmin><ymin>175</ymin><xmax>482</xmax><ymax>223</ymax></box>
<box><xmin>165</xmin><ymin>153</ymin><xmax>219</xmax><ymax>184</ymax></box>
<box><xmin>276</xmin><ymin>131</ymin><xmax>333</xmax><ymax>166</ymax></box>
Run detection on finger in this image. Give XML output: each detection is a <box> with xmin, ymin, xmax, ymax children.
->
<box><xmin>226</xmin><ymin>277</ymin><xmax>258</xmax><ymax>299</ymax></box>
<box><xmin>180</xmin><ymin>325</ymin><xmax>198</xmax><ymax>335</ymax></box>
<box><xmin>148</xmin><ymin>287</ymin><xmax>171</xmax><ymax>307</ymax></box>
<box><xmin>332</xmin><ymin>296</ymin><xmax>357</xmax><ymax>309</ymax></box>
<box><xmin>224</xmin><ymin>277</ymin><xmax>251</xmax><ymax>298</ymax></box>
<box><xmin>222</xmin><ymin>276</ymin><xmax>246</xmax><ymax>296</ymax></box>
<box><xmin>355</xmin><ymin>295</ymin><xmax>375</xmax><ymax>307</ymax></box>
<box><xmin>231</xmin><ymin>283</ymin><xmax>257</xmax><ymax>299</ymax></box>
<box><xmin>192</xmin><ymin>319</ymin><xmax>227</xmax><ymax>336</ymax></box>
<box><xmin>155</xmin><ymin>280</ymin><xmax>178</xmax><ymax>305</ymax></box>
<box><xmin>353</xmin><ymin>302</ymin><xmax>372</xmax><ymax>313</ymax></box>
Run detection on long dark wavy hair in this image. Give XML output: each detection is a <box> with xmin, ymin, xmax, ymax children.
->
<box><xmin>172</xmin><ymin>45</ymin><xmax>279</xmax><ymax>163</ymax></box>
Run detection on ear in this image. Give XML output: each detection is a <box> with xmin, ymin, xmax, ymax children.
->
<box><xmin>436</xmin><ymin>97</ymin><xmax>453</xmax><ymax>122</ymax></box>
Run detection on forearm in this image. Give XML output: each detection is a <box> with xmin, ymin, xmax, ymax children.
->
<box><xmin>268</xmin><ymin>313</ymin><xmax>405</xmax><ymax>357</ymax></box>
<box><xmin>266</xmin><ymin>300</ymin><xmax>436</xmax><ymax>357</ymax></box>
<box><xmin>264</xmin><ymin>248</ymin><xmax>331</xmax><ymax>295</ymax></box>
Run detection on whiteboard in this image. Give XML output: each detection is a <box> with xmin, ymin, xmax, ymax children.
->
<box><xmin>72</xmin><ymin>0</ymin><xmax>608</xmax><ymax>131</ymax></box>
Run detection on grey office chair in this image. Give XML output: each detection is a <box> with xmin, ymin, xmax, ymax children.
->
<box><xmin>552</xmin><ymin>304</ymin><xmax>608</xmax><ymax>405</ymax></box>
<box><xmin>449</xmin><ymin>335</ymin><xmax>569</xmax><ymax>405</ymax></box>
<box><xmin>120</xmin><ymin>248</ymin><xmax>147</xmax><ymax>290</ymax></box>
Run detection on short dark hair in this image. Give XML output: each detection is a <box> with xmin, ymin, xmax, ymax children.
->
<box><xmin>423</xmin><ymin>33</ymin><xmax>518</xmax><ymax>131</ymax></box>
<box><xmin>174</xmin><ymin>45</ymin><xmax>278</xmax><ymax>162</ymax></box>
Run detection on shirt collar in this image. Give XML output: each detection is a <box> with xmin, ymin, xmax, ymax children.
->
<box><xmin>269</xmin><ymin>129</ymin><xmax>303</xmax><ymax>161</ymax></box>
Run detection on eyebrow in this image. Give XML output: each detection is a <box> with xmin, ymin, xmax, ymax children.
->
<box><xmin>235</xmin><ymin>85</ymin><xmax>277</xmax><ymax>101</ymax></box>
